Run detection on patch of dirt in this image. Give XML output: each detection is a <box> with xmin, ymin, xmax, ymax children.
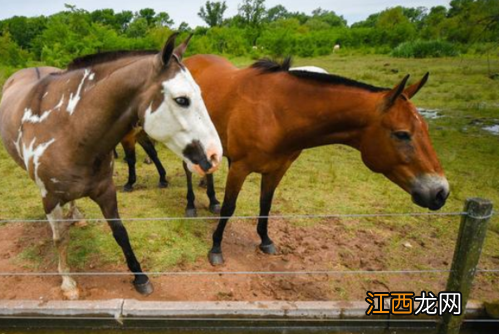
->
<box><xmin>0</xmin><ymin>219</ymin><xmax>498</xmax><ymax>302</ymax></box>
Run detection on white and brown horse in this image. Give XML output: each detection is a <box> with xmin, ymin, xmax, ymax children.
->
<box><xmin>0</xmin><ymin>33</ymin><xmax>222</xmax><ymax>299</ymax></box>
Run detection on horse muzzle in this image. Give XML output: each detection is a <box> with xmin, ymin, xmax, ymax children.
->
<box><xmin>410</xmin><ymin>175</ymin><xmax>450</xmax><ymax>211</ymax></box>
<box><xmin>183</xmin><ymin>140</ymin><xmax>222</xmax><ymax>176</ymax></box>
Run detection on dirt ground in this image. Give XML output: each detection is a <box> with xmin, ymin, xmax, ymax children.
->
<box><xmin>1</xmin><ymin>218</ymin><xmax>498</xmax><ymax>302</ymax></box>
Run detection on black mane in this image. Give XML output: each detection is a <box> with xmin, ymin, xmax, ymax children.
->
<box><xmin>251</xmin><ymin>57</ymin><xmax>388</xmax><ymax>93</ymax></box>
<box><xmin>67</xmin><ymin>50</ymin><xmax>158</xmax><ymax>71</ymax></box>
<box><xmin>251</xmin><ymin>57</ymin><xmax>292</xmax><ymax>72</ymax></box>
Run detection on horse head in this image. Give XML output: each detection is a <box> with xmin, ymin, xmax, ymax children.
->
<box><xmin>360</xmin><ymin>74</ymin><xmax>449</xmax><ymax>210</ymax></box>
<box><xmin>139</xmin><ymin>33</ymin><xmax>222</xmax><ymax>176</ymax></box>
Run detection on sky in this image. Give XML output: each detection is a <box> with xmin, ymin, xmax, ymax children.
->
<box><xmin>0</xmin><ymin>0</ymin><xmax>451</xmax><ymax>26</ymax></box>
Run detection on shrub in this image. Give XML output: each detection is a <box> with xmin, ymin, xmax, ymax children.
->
<box><xmin>391</xmin><ymin>40</ymin><xmax>459</xmax><ymax>58</ymax></box>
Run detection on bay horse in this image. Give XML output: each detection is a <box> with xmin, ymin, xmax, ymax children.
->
<box><xmin>0</xmin><ymin>33</ymin><xmax>223</xmax><ymax>299</ymax></box>
<box><xmin>119</xmin><ymin>129</ymin><xmax>168</xmax><ymax>192</ymax></box>
<box><xmin>183</xmin><ymin>55</ymin><xmax>450</xmax><ymax>265</ymax></box>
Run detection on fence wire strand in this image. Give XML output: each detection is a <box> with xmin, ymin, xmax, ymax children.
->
<box><xmin>0</xmin><ymin>211</ymin><xmax>479</xmax><ymax>224</ymax></box>
<box><xmin>0</xmin><ymin>268</ymin><xmax>497</xmax><ymax>277</ymax></box>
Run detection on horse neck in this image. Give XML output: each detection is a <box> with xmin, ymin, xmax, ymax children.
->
<box><xmin>277</xmin><ymin>80</ymin><xmax>381</xmax><ymax>151</ymax></box>
<box><xmin>73</xmin><ymin>57</ymin><xmax>156</xmax><ymax>156</ymax></box>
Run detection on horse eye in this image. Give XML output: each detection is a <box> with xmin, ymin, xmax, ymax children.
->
<box><xmin>393</xmin><ymin>131</ymin><xmax>412</xmax><ymax>141</ymax></box>
<box><xmin>174</xmin><ymin>97</ymin><xmax>190</xmax><ymax>107</ymax></box>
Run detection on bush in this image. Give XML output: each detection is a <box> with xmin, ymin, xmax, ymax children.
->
<box><xmin>391</xmin><ymin>40</ymin><xmax>459</xmax><ymax>58</ymax></box>
<box><xmin>0</xmin><ymin>33</ymin><xmax>30</xmax><ymax>67</ymax></box>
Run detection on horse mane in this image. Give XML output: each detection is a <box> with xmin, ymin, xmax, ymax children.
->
<box><xmin>67</xmin><ymin>50</ymin><xmax>158</xmax><ymax>71</ymax></box>
<box><xmin>251</xmin><ymin>57</ymin><xmax>292</xmax><ymax>72</ymax></box>
<box><xmin>250</xmin><ymin>57</ymin><xmax>388</xmax><ymax>93</ymax></box>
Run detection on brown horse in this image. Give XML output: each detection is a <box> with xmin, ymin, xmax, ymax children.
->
<box><xmin>183</xmin><ymin>55</ymin><xmax>450</xmax><ymax>265</ymax></box>
<box><xmin>0</xmin><ymin>34</ymin><xmax>223</xmax><ymax>299</ymax></box>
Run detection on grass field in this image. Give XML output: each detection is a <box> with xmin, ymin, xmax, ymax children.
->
<box><xmin>0</xmin><ymin>53</ymin><xmax>498</xmax><ymax>300</ymax></box>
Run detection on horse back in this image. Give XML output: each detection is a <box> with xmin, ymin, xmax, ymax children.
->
<box><xmin>0</xmin><ymin>67</ymin><xmax>62</xmax><ymax>168</ymax></box>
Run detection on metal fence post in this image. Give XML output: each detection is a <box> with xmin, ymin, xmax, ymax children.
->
<box><xmin>438</xmin><ymin>198</ymin><xmax>493</xmax><ymax>334</ymax></box>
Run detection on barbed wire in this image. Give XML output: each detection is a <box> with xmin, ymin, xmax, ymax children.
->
<box><xmin>0</xmin><ymin>211</ymin><xmax>479</xmax><ymax>224</ymax></box>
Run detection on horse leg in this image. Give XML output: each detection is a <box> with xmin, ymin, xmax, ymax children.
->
<box><xmin>209</xmin><ymin>162</ymin><xmax>249</xmax><ymax>266</ymax></box>
<box><xmin>137</xmin><ymin>134</ymin><xmax>168</xmax><ymax>188</ymax></box>
<box><xmin>68</xmin><ymin>200</ymin><xmax>85</xmax><ymax>223</ymax></box>
<box><xmin>198</xmin><ymin>176</ymin><xmax>207</xmax><ymax>188</ymax></box>
<box><xmin>183</xmin><ymin>161</ymin><xmax>197</xmax><ymax>217</ymax></box>
<box><xmin>257</xmin><ymin>167</ymin><xmax>290</xmax><ymax>255</ymax></box>
<box><xmin>46</xmin><ymin>203</ymin><xmax>79</xmax><ymax>300</ymax></box>
<box><xmin>121</xmin><ymin>134</ymin><xmax>137</xmax><ymax>192</ymax></box>
<box><xmin>91</xmin><ymin>183</ymin><xmax>153</xmax><ymax>295</ymax></box>
<box><xmin>206</xmin><ymin>174</ymin><xmax>221</xmax><ymax>214</ymax></box>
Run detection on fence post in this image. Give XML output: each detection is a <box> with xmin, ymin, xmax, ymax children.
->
<box><xmin>438</xmin><ymin>198</ymin><xmax>493</xmax><ymax>334</ymax></box>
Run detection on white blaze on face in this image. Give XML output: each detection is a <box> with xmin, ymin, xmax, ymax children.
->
<box><xmin>67</xmin><ymin>69</ymin><xmax>92</xmax><ymax>115</ymax></box>
<box><xmin>21</xmin><ymin>137</ymin><xmax>56</xmax><ymax>197</ymax></box>
<box><xmin>143</xmin><ymin>67</ymin><xmax>222</xmax><ymax>171</ymax></box>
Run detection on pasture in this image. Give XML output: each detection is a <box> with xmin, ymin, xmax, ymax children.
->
<box><xmin>0</xmin><ymin>53</ymin><xmax>498</xmax><ymax>302</ymax></box>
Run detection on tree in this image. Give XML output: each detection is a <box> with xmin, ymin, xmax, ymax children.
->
<box><xmin>311</xmin><ymin>8</ymin><xmax>347</xmax><ymax>27</ymax></box>
<box><xmin>155</xmin><ymin>12</ymin><xmax>174</xmax><ymax>27</ymax></box>
<box><xmin>198</xmin><ymin>1</ymin><xmax>228</xmax><ymax>27</ymax></box>
<box><xmin>115</xmin><ymin>11</ymin><xmax>134</xmax><ymax>32</ymax></box>
<box><xmin>238</xmin><ymin>0</ymin><xmax>266</xmax><ymax>26</ymax></box>
<box><xmin>265</xmin><ymin>5</ymin><xmax>289</xmax><ymax>22</ymax></box>
<box><xmin>138</xmin><ymin>8</ymin><xmax>156</xmax><ymax>26</ymax></box>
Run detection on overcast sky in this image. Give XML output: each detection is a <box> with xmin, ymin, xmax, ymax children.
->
<box><xmin>0</xmin><ymin>0</ymin><xmax>451</xmax><ymax>26</ymax></box>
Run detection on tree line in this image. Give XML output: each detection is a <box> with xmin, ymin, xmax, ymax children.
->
<box><xmin>0</xmin><ymin>0</ymin><xmax>498</xmax><ymax>68</ymax></box>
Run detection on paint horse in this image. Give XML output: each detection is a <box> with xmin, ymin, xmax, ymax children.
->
<box><xmin>118</xmin><ymin>66</ymin><xmax>329</xmax><ymax>194</ymax></box>
<box><xmin>183</xmin><ymin>55</ymin><xmax>450</xmax><ymax>265</ymax></box>
<box><xmin>0</xmin><ymin>33</ymin><xmax>223</xmax><ymax>299</ymax></box>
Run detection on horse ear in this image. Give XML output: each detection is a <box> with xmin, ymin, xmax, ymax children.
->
<box><xmin>404</xmin><ymin>72</ymin><xmax>429</xmax><ymax>99</ymax></box>
<box><xmin>161</xmin><ymin>32</ymin><xmax>179</xmax><ymax>66</ymax></box>
<box><xmin>173</xmin><ymin>34</ymin><xmax>193</xmax><ymax>61</ymax></box>
<box><xmin>384</xmin><ymin>74</ymin><xmax>410</xmax><ymax>110</ymax></box>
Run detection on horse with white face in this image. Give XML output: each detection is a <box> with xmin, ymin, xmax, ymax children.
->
<box><xmin>0</xmin><ymin>33</ymin><xmax>222</xmax><ymax>299</ymax></box>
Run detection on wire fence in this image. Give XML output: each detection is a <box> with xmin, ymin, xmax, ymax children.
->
<box><xmin>0</xmin><ymin>210</ymin><xmax>496</xmax><ymax>278</ymax></box>
<box><xmin>0</xmin><ymin>210</ymin><xmax>487</xmax><ymax>224</ymax></box>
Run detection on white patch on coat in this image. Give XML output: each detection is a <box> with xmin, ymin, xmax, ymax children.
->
<box><xmin>290</xmin><ymin>66</ymin><xmax>329</xmax><ymax>74</ymax></box>
<box><xmin>55</xmin><ymin>95</ymin><xmax>65</xmax><ymax>110</ymax></box>
<box><xmin>21</xmin><ymin>137</ymin><xmax>56</xmax><ymax>197</ymax></box>
<box><xmin>67</xmin><ymin>69</ymin><xmax>92</xmax><ymax>115</ymax></box>
<box><xmin>22</xmin><ymin>108</ymin><xmax>53</xmax><ymax>124</ymax></box>
<box><xmin>42</xmin><ymin>92</ymin><xmax>49</xmax><ymax>99</ymax></box>
<box><xmin>89</xmin><ymin>73</ymin><xmax>95</xmax><ymax>81</ymax></box>
<box><xmin>51</xmin><ymin>178</ymin><xmax>60</xmax><ymax>184</ymax></box>
<box><xmin>142</xmin><ymin>68</ymin><xmax>222</xmax><ymax>167</ymax></box>
<box><xmin>13</xmin><ymin>129</ymin><xmax>23</xmax><ymax>159</ymax></box>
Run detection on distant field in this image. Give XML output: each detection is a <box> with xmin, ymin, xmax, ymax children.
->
<box><xmin>0</xmin><ymin>54</ymin><xmax>498</xmax><ymax>301</ymax></box>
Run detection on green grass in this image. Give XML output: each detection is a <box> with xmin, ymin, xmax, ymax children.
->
<box><xmin>0</xmin><ymin>54</ymin><xmax>498</xmax><ymax>297</ymax></box>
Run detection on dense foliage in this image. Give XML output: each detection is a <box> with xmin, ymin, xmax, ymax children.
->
<box><xmin>0</xmin><ymin>0</ymin><xmax>498</xmax><ymax>68</ymax></box>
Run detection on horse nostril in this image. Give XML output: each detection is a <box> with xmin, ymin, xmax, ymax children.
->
<box><xmin>210</xmin><ymin>153</ymin><xmax>219</xmax><ymax>165</ymax></box>
<box><xmin>436</xmin><ymin>189</ymin><xmax>445</xmax><ymax>202</ymax></box>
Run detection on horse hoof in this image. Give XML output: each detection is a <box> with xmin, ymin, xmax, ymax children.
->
<box><xmin>134</xmin><ymin>280</ymin><xmax>154</xmax><ymax>295</ymax></box>
<box><xmin>123</xmin><ymin>184</ymin><xmax>134</xmax><ymax>192</ymax></box>
<box><xmin>209</xmin><ymin>204</ymin><xmax>221</xmax><ymax>214</ymax></box>
<box><xmin>185</xmin><ymin>208</ymin><xmax>197</xmax><ymax>217</ymax></box>
<box><xmin>259</xmin><ymin>243</ymin><xmax>277</xmax><ymax>255</ymax></box>
<box><xmin>63</xmin><ymin>288</ymin><xmax>80</xmax><ymax>300</ymax></box>
<box><xmin>208</xmin><ymin>252</ymin><xmax>224</xmax><ymax>266</ymax></box>
<box><xmin>158</xmin><ymin>181</ymin><xmax>169</xmax><ymax>188</ymax></box>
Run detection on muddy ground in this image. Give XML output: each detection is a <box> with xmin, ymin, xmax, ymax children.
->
<box><xmin>0</xmin><ymin>218</ymin><xmax>498</xmax><ymax>302</ymax></box>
